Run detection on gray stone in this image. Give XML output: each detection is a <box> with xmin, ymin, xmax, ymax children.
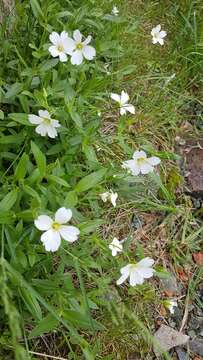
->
<box><xmin>189</xmin><ymin>338</ymin><xmax>203</xmax><ymax>356</ymax></box>
<box><xmin>176</xmin><ymin>347</ymin><xmax>188</xmax><ymax>360</ymax></box>
<box><xmin>160</xmin><ymin>273</ymin><xmax>181</xmax><ymax>295</ymax></box>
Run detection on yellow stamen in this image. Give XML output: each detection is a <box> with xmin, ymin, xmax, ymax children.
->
<box><xmin>76</xmin><ymin>43</ymin><xmax>83</xmax><ymax>50</ymax></box>
<box><xmin>57</xmin><ymin>45</ymin><xmax>64</xmax><ymax>52</ymax></box>
<box><xmin>52</xmin><ymin>222</ymin><xmax>61</xmax><ymax>231</ymax></box>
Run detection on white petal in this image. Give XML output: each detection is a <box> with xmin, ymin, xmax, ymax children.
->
<box><xmin>155</xmin><ymin>24</ymin><xmax>161</xmax><ymax>33</ymax></box>
<box><xmin>34</xmin><ymin>215</ymin><xmax>53</xmax><ymax>231</ymax></box>
<box><xmin>49</xmin><ymin>32</ymin><xmax>60</xmax><ymax>45</ymax></box>
<box><xmin>41</xmin><ymin>229</ymin><xmax>61</xmax><ymax>252</ymax></box>
<box><xmin>133</xmin><ymin>150</ymin><xmax>147</xmax><ymax>160</ymax></box>
<box><xmin>158</xmin><ymin>38</ymin><xmax>164</xmax><ymax>46</ymax></box>
<box><xmin>51</xmin><ymin>119</ymin><xmax>61</xmax><ymax>128</ymax></box>
<box><xmin>28</xmin><ymin>115</ymin><xmax>42</xmax><ymax>125</ymax></box>
<box><xmin>60</xmin><ymin>31</ymin><xmax>68</xmax><ymax>41</ymax></box>
<box><xmin>49</xmin><ymin>45</ymin><xmax>60</xmax><ymax>58</ymax></box>
<box><xmin>140</xmin><ymin>162</ymin><xmax>154</xmax><ymax>174</ymax></box>
<box><xmin>122</xmin><ymin>160</ymin><xmax>140</xmax><ymax>176</ymax></box>
<box><xmin>147</xmin><ymin>156</ymin><xmax>161</xmax><ymax>166</ymax></box>
<box><xmin>73</xmin><ymin>29</ymin><xmax>82</xmax><ymax>43</ymax></box>
<box><xmin>55</xmin><ymin>207</ymin><xmax>72</xmax><ymax>224</ymax></box>
<box><xmin>120</xmin><ymin>91</ymin><xmax>129</xmax><ymax>105</ymax></box>
<box><xmin>110</xmin><ymin>93</ymin><xmax>121</xmax><ymax>103</ymax></box>
<box><xmin>116</xmin><ymin>272</ymin><xmax>129</xmax><ymax>285</ymax></box>
<box><xmin>71</xmin><ymin>50</ymin><xmax>83</xmax><ymax>65</ymax></box>
<box><xmin>138</xmin><ymin>257</ymin><xmax>154</xmax><ymax>268</ymax></box>
<box><xmin>83</xmin><ymin>45</ymin><xmax>96</xmax><ymax>60</ymax></box>
<box><xmin>83</xmin><ymin>35</ymin><xmax>92</xmax><ymax>45</ymax></box>
<box><xmin>59</xmin><ymin>225</ymin><xmax>80</xmax><ymax>242</ymax></box>
<box><xmin>59</xmin><ymin>52</ymin><xmax>68</xmax><ymax>62</ymax></box>
<box><xmin>38</xmin><ymin>110</ymin><xmax>50</xmax><ymax>118</ymax></box>
<box><xmin>120</xmin><ymin>107</ymin><xmax>127</xmax><ymax>115</ymax></box>
<box><xmin>63</xmin><ymin>38</ymin><xmax>76</xmax><ymax>55</ymax></box>
<box><xmin>47</xmin><ymin>126</ymin><xmax>58</xmax><ymax>138</ymax></box>
<box><xmin>152</xmin><ymin>37</ymin><xmax>158</xmax><ymax>44</ymax></box>
<box><xmin>35</xmin><ymin>123</ymin><xmax>48</xmax><ymax>137</ymax></box>
<box><xmin>137</xmin><ymin>268</ymin><xmax>154</xmax><ymax>279</ymax></box>
<box><xmin>111</xmin><ymin>248</ymin><xmax>118</xmax><ymax>256</ymax></box>
<box><xmin>110</xmin><ymin>192</ymin><xmax>118</xmax><ymax>207</ymax></box>
<box><xmin>120</xmin><ymin>264</ymin><xmax>131</xmax><ymax>276</ymax></box>
<box><xmin>124</xmin><ymin>104</ymin><xmax>135</xmax><ymax>114</ymax></box>
<box><xmin>130</xmin><ymin>269</ymin><xmax>144</xmax><ymax>286</ymax></box>
<box><xmin>160</xmin><ymin>30</ymin><xmax>167</xmax><ymax>38</ymax></box>
<box><xmin>100</xmin><ymin>192</ymin><xmax>110</xmax><ymax>202</ymax></box>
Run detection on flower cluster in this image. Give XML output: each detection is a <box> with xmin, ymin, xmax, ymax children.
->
<box><xmin>25</xmin><ymin>21</ymin><xmax>166</xmax><ymax>289</ymax></box>
<box><xmin>48</xmin><ymin>30</ymin><xmax>96</xmax><ymax>65</ymax></box>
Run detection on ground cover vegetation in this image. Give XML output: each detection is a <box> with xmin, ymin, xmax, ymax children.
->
<box><xmin>0</xmin><ymin>0</ymin><xmax>203</xmax><ymax>359</ymax></box>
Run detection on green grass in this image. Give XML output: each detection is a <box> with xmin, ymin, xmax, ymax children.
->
<box><xmin>0</xmin><ymin>0</ymin><xmax>203</xmax><ymax>359</ymax></box>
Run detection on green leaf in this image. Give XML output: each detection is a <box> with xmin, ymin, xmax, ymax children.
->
<box><xmin>39</xmin><ymin>59</ymin><xmax>58</xmax><ymax>71</ymax></box>
<box><xmin>31</xmin><ymin>141</ymin><xmax>46</xmax><ymax>177</ymax></box>
<box><xmin>0</xmin><ymin>211</ymin><xmax>15</xmax><ymax>224</ymax></box>
<box><xmin>19</xmin><ymin>287</ymin><xmax>42</xmax><ymax>321</ymax></box>
<box><xmin>30</xmin><ymin>0</ymin><xmax>43</xmax><ymax>19</ymax></box>
<box><xmin>4</xmin><ymin>83</ymin><xmax>23</xmax><ymax>99</ymax></box>
<box><xmin>47</xmin><ymin>175</ymin><xmax>70</xmax><ymax>188</ymax></box>
<box><xmin>0</xmin><ymin>189</ymin><xmax>18</xmax><ymax>211</ymax></box>
<box><xmin>64</xmin><ymin>190</ymin><xmax>78</xmax><ymax>207</ymax></box>
<box><xmin>63</xmin><ymin>309</ymin><xmax>104</xmax><ymax>331</ymax></box>
<box><xmin>14</xmin><ymin>153</ymin><xmax>29</xmax><ymax>180</ymax></box>
<box><xmin>79</xmin><ymin>219</ymin><xmax>103</xmax><ymax>234</ymax></box>
<box><xmin>29</xmin><ymin>314</ymin><xmax>58</xmax><ymax>339</ymax></box>
<box><xmin>8</xmin><ymin>113</ymin><xmax>31</xmax><ymax>126</ymax></box>
<box><xmin>75</xmin><ymin>168</ymin><xmax>107</xmax><ymax>193</ymax></box>
<box><xmin>69</xmin><ymin>109</ymin><xmax>83</xmax><ymax>129</ymax></box>
<box><xmin>0</xmin><ymin>134</ymin><xmax>24</xmax><ymax>144</ymax></box>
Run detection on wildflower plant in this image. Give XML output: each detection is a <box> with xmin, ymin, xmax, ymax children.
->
<box><xmin>0</xmin><ymin>0</ymin><xmax>194</xmax><ymax>358</ymax></box>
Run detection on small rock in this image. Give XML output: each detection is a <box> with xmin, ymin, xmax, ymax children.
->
<box><xmin>188</xmin><ymin>330</ymin><xmax>196</xmax><ymax>338</ymax></box>
<box><xmin>176</xmin><ymin>347</ymin><xmax>187</xmax><ymax>360</ymax></box>
<box><xmin>154</xmin><ymin>325</ymin><xmax>189</xmax><ymax>356</ymax></box>
<box><xmin>160</xmin><ymin>273</ymin><xmax>181</xmax><ymax>295</ymax></box>
<box><xmin>189</xmin><ymin>338</ymin><xmax>203</xmax><ymax>356</ymax></box>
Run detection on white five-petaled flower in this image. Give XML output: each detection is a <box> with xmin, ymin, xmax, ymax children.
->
<box><xmin>110</xmin><ymin>91</ymin><xmax>135</xmax><ymax>115</ymax></box>
<box><xmin>48</xmin><ymin>31</ymin><xmax>73</xmax><ymax>62</ymax></box>
<box><xmin>64</xmin><ymin>29</ymin><xmax>96</xmax><ymax>66</ymax></box>
<box><xmin>117</xmin><ymin>257</ymin><xmax>154</xmax><ymax>287</ymax></box>
<box><xmin>34</xmin><ymin>207</ymin><xmax>80</xmax><ymax>252</ymax></box>
<box><xmin>28</xmin><ymin>110</ymin><xmax>60</xmax><ymax>138</ymax></box>
<box><xmin>100</xmin><ymin>190</ymin><xmax>118</xmax><ymax>207</ymax></box>
<box><xmin>151</xmin><ymin>24</ymin><xmax>167</xmax><ymax>46</ymax></box>
<box><xmin>112</xmin><ymin>6</ymin><xmax>119</xmax><ymax>16</ymax></box>
<box><xmin>122</xmin><ymin>150</ymin><xmax>161</xmax><ymax>176</ymax></box>
<box><xmin>109</xmin><ymin>237</ymin><xmax>123</xmax><ymax>256</ymax></box>
<box><xmin>164</xmin><ymin>299</ymin><xmax>178</xmax><ymax>314</ymax></box>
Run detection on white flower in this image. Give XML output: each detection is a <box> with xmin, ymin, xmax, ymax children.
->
<box><xmin>48</xmin><ymin>31</ymin><xmax>73</xmax><ymax>62</ymax></box>
<box><xmin>109</xmin><ymin>237</ymin><xmax>123</xmax><ymax>256</ymax></box>
<box><xmin>151</xmin><ymin>24</ymin><xmax>167</xmax><ymax>46</ymax></box>
<box><xmin>122</xmin><ymin>150</ymin><xmax>161</xmax><ymax>176</ymax></box>
<box><xmin>34</xmin><ymin>207</ymin><xmax>80</xmax><ymax>252</ymax></box>
<box><xmin>28</xmin><ymin>110</ymin><xmax>60</xmax><ymax>138</ymax></box>
<box><xmin>100</xmin><ymin>190</ymin><xmax>118</xmax><ymax>207</ymax></box>
<box><xmin>165</xmin><ymin>299</ymin><xmax>178</xmax><ymax>314</ymax></box>
<box><xmin>111</xmin><ymin>91</ymin><xmax>135</xmax><ymax>115</ymax></box>
<box><xmin>65</xmin><ymin>29</ymin><xmax>96</xmax><ymax>66</ymax></box>
<box><xmin>112</xmin><ymin>6</ymin><xmax>119</xmax><ymax>16</ymax></box>
<box><xmin>117</xmin><ymin>257</ymin><xmax>154</xmax><ymax>286</ymax></box>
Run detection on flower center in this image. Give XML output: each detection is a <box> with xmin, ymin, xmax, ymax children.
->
<box><xmin>129</xmin><ymin>264</ymin><xmax>137</xmax><ymax>273</ymax></box>
<box><xmin>43</xmin><ymin>117</ymin><xmax>51</xmax><ymax>125</ymax></box>
<box><xmin>52</xmin><ymin>222</ymin><xmax>61</xmax><ymax>231</ymax></box>
<box><xmin>76</xmin><ymin>42</ymin><xmax>83</xmax><ymax>50</ymax></box>
<box><xmin>137</xmin><ymin>157</ymin><xmax>146</xmax><ymax>165</ymax></box>
<box><xmin>57</xmin><ymin>44</ymin><xmax>64</xmax><ymax>52</ymax></box>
